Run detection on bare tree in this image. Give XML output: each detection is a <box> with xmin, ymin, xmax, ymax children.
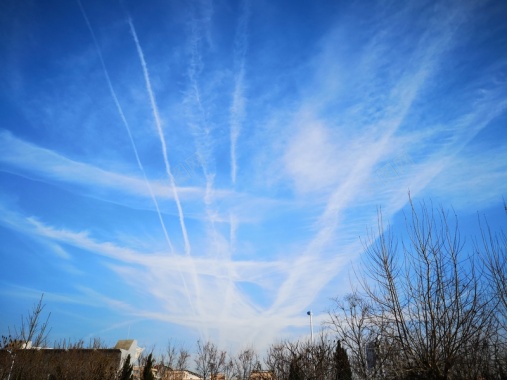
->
<box><xmin>328</xmin><ymin>291</ymin><xmax>383</xmax><ymax>379</ymax></box>
<box><xmin>195</xmin><ymin>340</ymin><xmax>227</xmax><ymax>380</ymax></box>
<box><xmin>88</xmin><ymin>337</ymin><xmax>107</xmax><ymax>349</ymax></box>
<box><xmin>356</xmin><ymin>199</ymin><xmax>496</xmax><ymax>379</ymax></box>
<box><xmin>480</xmin><ymin>221</ymin><xmax>507</xmax><ymax>325</ymax></box>
<box><xmin>265</xmin><ymin>340</ymin><xmax>292</xmax><ymax>380</ymax></box>
<box><xmin>164</xmin><ymin>340</ymin><xmax>178</xmax><ymax>369</ymax></box>
<box><xmin>161</xmin><ymin>340</ymin><xmax>191</xmax><ymax>380</ymax></box>
<box><xmin>231</xmin><ymin>347</ymin><xmax>259</xmax><ymax>380</ymax></box>
<box><xmin>51</xmin><ymin>337</ymin><xmax>108</xmax><ymax>350</ymax></box>
<box><xmin>223</xmin><ymin>356</ymin><xmax>236</xmax><ymax>380</ymax></box>
<box><xmin>265</xmin><ymin>334</ymin><xmax>338</xmax><ymax>380</ymax></box>
<box><xmin>11</xmin><ymin>294</ymin><xmax>51</xmax><ymax>348</ymax></box>
<box><xmin>53</xmin><ymin>338</ymin><xmax>86</xmax><ymax>349</ymax></box>
<box><xmin>176</xmin><ymin>347</ymin><xmax>191</xmax><ymax>370</ymax></box>
<box><xmin>478</xmin><ymin>207</ymin><xmax>507</xmax><ymax>379</ymax></box>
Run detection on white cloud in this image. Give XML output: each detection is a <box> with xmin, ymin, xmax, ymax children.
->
<box><xmin>284</xmin><ymin>117</ymin><xmax>343</xmax><ymax>193</ymax></box>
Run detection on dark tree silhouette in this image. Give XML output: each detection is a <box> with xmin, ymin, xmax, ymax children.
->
<box><xmin>333</xmin><ymin>341</ymin><xmax>352</xmax><ymax>380</ymax></box>
<box><xmin>142</xmin><ymin>353</ymin><xmax>155</xmax><ymax>380</ymax></box>
<box><xmin>119</xmin><ymin>354</ymin><xmax>133</xmax><ymax>380</ymax></box>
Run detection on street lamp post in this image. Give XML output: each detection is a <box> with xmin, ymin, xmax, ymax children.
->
<box><xmin>307</xmin><ymin>311</ymin><xmax>314</xmax><ymax>344</ymax></box>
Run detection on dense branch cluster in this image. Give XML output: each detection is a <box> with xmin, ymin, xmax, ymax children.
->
<box><xmin>328</xmin><ymin>199</ymin><xmax>507</xmax><ymax>380</ymax></box>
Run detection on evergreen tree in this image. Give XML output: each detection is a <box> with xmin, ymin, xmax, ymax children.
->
<box><xmin>333</xmin><ymin>340</ymin><xmax>352</xmax><ymax>380</ymax></box>
<box><xmin>119</xmin><ymin>354</ymin><xmax>133</xmax><ymax>380</ymax></box>
<box><xmin>142</xmin><ymin>353</ymin><xmax>155</xmax><ymax>380</ymax></box>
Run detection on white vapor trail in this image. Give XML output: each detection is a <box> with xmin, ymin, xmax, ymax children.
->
<box><xmin>185</xmin><ymin>2</ymin><xmax>218</xmax><ymax>228</ymax></box>
<box><xmin>184</xmin><ymin>1</ymin><xmax>236</xmax><ymax>344</ymax></box>
<box><xmin>77</xmin><ymin>0</ymin><xmax>174</xmax><ymax>254</ymax></box>
<box><xmin>127</xmin><ymin>17</ymin><xmax>205</xmax><ymax>337</ymax></box>
<box><xmin>224</xmin><ymin>2</ymin><xmax>250</xmax><ymax>338</ymax></box>
<box><xmin>230</xmin><ymin>0</ymin><xmax>250</xmax><ymax>185</ymax></box>
<box><xmin>128</xmin><ymin>18</ymin><xmax>191</xmax><ymax>256</ymax></box>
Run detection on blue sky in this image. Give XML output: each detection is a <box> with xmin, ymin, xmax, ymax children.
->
<box><xmin>1</xmin><ymin>0</ymin><xmax>506</xmax><ymax>355</ymax></box>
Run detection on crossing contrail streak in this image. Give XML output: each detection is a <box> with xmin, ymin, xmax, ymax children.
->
<box><xmin>128</xmin><ymin>18</ymin><xmax>192</xmax><ymax>256</ymax></box>
<box><xmin>185</xmin><ymin>5</ymin><xmax>221</xmax><ymax>245</ymax></box>
<box><xmin>124</xmin><ymin>13</ymin><xmax>202</xmax><ymax>325</ymax></box>
<box><xmin>230</xmin><ymin>0</ymin><xmax>250</xmax><ymax>185</ymax></box>
<box><xmin>77</xmin><ymin>1</ymin><xmax>174</xmax><ymax>254</ymax></box>
<box><xmin>180</xmin><ymin>2</ymin><xmax>220</xmax><ymax>340</ymax></box>
<box><xmin>226</xmin><ymin>0</ymin><xmax>250</xmax><ymax>327</ymax></box>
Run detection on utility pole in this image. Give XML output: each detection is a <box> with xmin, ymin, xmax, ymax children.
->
<box><xmin>307</xmin><ymin>311</ymin><xmax>314</xmax><ymax>344</ymax></box>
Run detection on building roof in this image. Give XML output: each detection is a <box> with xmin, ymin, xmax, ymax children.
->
<box><xmin>249</xmin><ymin>370</ymin><xmax>275</xmax><ymax>380</ymax></box>
<box><xmin>114</xmin><ymin>339</ymin><xmax>143</xmax><ymax>361</ymax></box>
<box><xmin>114</xmin><ymin>339</ymin><xmax>135</xmax><ymax>350</ymax></box>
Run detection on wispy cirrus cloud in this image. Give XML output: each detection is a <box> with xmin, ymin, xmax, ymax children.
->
<box><xmin>0</xmin><ymin>130</ymin><xmax>197</xmax><ymax>202</ymax></box>
<box><xmin>0</xmin><ymin>201</ymin><xmax>290</xmax><ymax>347</ymax></box>
<box><xmin>1</xmin><ymin>0</ymin><xmax>506</xmax><ymax>355</ymax></box>
<box><xmin>0</xmin><ymin>129</ymin><xmax>287</xmax><ymax>230</ymax></box>
<box><xmin>258</xmin><ymin>0</ymin><xmax>502</xmax><ymax>322</ymax></box>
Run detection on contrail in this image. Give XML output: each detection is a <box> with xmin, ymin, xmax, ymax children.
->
<box><xmin>224</xmin><ymin>0</ymin><xmax>250</xmax><ymax>332</ymax></box>
<box><xmin>183</xmin><ymin>3</ymin><xmax>221</xmax><ymax>340</ymax></box>
<box><xmin>77</xmin><ymin>0</ymin><xmax>174</xmax><ymax>254</ymax></box>
<box><xmin>185</xmin><ymin>7</ymin><xmax>219</xmax><ymax>234</ymax></box>
<box><xmin>128</xmin><ymin>18</ymin><xmax>191</xmax><ymax>256</ymax></box>
<box><xmin>125</xmin><ymin>14</ymin><xmax>201</xmax><ymax>327</ymax></box>
<box><xmin>230</xmin><ymin>0</ymin><xmax>250</xmax><ymax>185</ymax></box>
